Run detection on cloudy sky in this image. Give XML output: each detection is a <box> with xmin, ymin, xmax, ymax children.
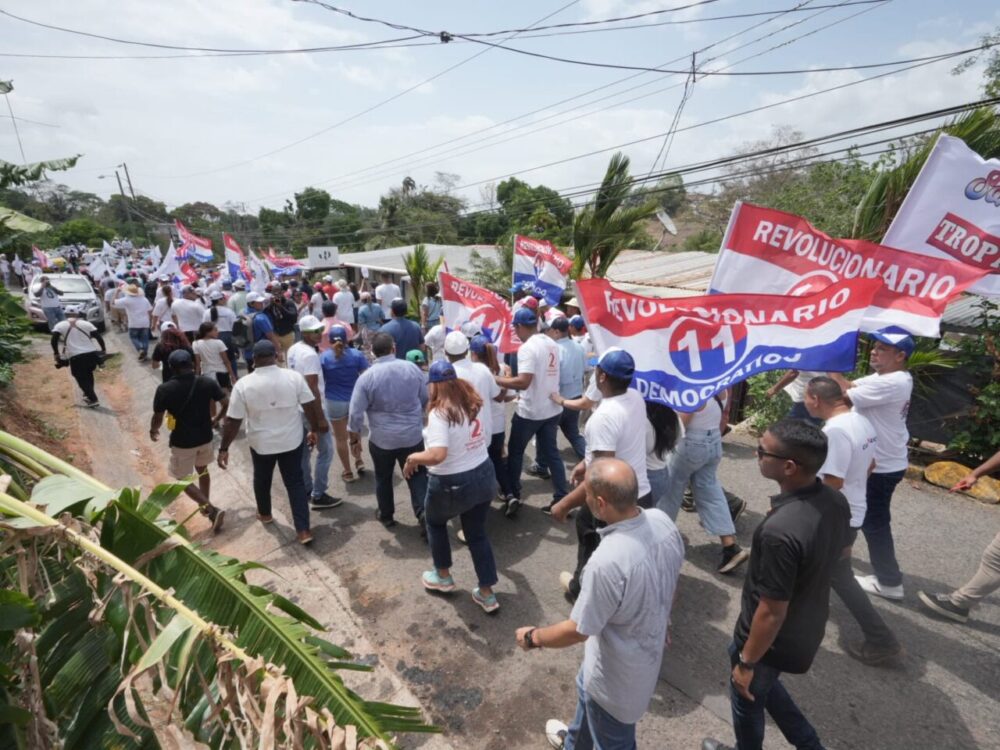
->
<box><xmin>2</xmin><ymin>0</ymin><xmax>998</xmax><ymax>216</ymax></box>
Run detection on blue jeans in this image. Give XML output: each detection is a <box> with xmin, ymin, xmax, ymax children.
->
<box><xmin>249</xmin><ymin>442</ymin><xmax>310</xmax><ymax>533</ymax></box>
<box><xmin>425</xmin><ymin>460</ymin><xmax>498</xmax><ymax>588</ymax></box>
<box><xmin>647</xmin><ymin>465</ymin><xmax>670</xmax><ymax>509</ymax></box>
<box><xmin>862</xmin><ymin>470</ymin><xmax>905</xmax><ymax>587</ymax></box>
<box><xmin>128</xmin><ymin>326</ymin><xmax>150</xmax><ymax>356</ymax></box>
<box><xmin>369</xmin><ymin>439</ymin><xmax>428</xmax><ymax>521</ymax></box>
<box><xmin>43</xmin><ymin>306</ymin><xmax>65</xmax><ymax>330</ymax></box>
<box><xmin>787</xmin><ymin>400</ymin><xmax>823</xmax><ymax>426</ymax></box>
<box><xmin>727</xmin><ymin>641</ymin><xmax>824</xmax><ymax>750</ymax></box>
<box><xmin>507</xmin><ymin>412</ymin><xmax>568</xmax><ymax>501</ymax></box>
<box><xmin>659</xmin><ymin>429</ymin><xmax>735</xmax><ymax>536</ymax></box>
<box><xmin>488</xmin><ymin>431</ymin><xmax>512</xmax><ymax>498</ymax></box>
<box><xmin>301</xmin><ymin>421</ymin><xmax>334</xmax><ymax>499</ymax></box>
<box><xmin>536</xmin><ymin>405</ymin><xmax>587</xmax><ymax>467</ymax></box>
<box><xmin>564</xmin><ymin>668</ymin><xmax>636</xmax><ymax>750</ymax></box>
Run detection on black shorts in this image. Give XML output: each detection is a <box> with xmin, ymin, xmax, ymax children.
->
<box><xmin>215</xmin><ymin>372</ymin><xmax>232</xmax><ymax>390</ymax></box>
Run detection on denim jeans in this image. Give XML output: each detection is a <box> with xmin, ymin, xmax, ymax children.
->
<box><xmin>787</xmin><ymin>400</ymin><xmax>823</xmax><ymax>427</ymax></box>
<box><xmin>43</xmin><ymin>306</ymin><xmax>65</xmax><ymax>330</ymax></box>
<box><xmin>488</xmin><ymin>431</ymin><xmax>512</xmax><ymax>498</ymax></box>
<box><xmin>659</xmin><ymin>429</ymin><xmax>735</xmax><ymax>536</ymax></box>
<box><xmin>301</xmin><ymin>421</ymin><xmax>334</xmax><ymax>499</ymax></box>
<box><xmin>564</xmin><ymin>668</ymin><xmax>636</xmax><ymax>750</ymax></box>
<box><xmin>536</xmin><ymin>405</ymin><xmax>587</xmax><ymax>467</ymax></box>
<box><xmin>507</xmin><ymin>413</ymin><xmax>568</xmax><ymax>501</ymax></box>
<box><xmin>831</xmin><ymin>529</ymin><xmax>898</xmax><ymax>648</ymax></box>
<box><xmin>128</xmin><ymin>326</ymin><xmax>150</xmax><ymax>356</ymax></box>
<box><xmin>369</xmin><ymin>440</ymin><xmax>428</xmax><ymax>521</ymax></box>
<box><xmin>425</xmin><ymin>460</ymin><xmax>498</xmax><ymax>588</ymax></box>
<box><xmin>647</xmin><ymin>465</ymin><xmax>670</xmax><ymax>510</ymax></box>
<box><xmin>862</xmin><ymin>470</ymin><xmax>905</xmax><ymax>587</ymax></box>
<box><xmin>727</xmin><ymin>641</ymin><xmax>824</xmax><ymax>750</ymax></box>
<box><xmin>250</xmin><ymin>442</ymin><xmax>310</xmax><ymax>533</ymax></box>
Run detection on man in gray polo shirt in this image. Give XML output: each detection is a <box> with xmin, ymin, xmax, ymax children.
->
<box><xmin>515</xmin><ymin>458</ymin><xmax>684</xmax><ymax>749</ymax></box>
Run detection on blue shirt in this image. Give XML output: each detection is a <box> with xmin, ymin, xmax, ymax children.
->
<box><xmin>244</xmin><ymin>311</ymin><xmax>274</xmax><ymax>356</ymax></box>
<box><xmin>348</xmin><ymin>355</ymin><xmax>427</xmax><ymax>449</ymax></box>
<box><xmin>556</xmin><ymin>336</ymin><xmax>585</xmax><ymax>399</ymax></box>
<box><xmin>380</xmin><ymin>317</ymin><xmax>424</xmax><ymax>360</ymax></box>
<box><xmin>357</xmin><ymin>302</ymin><xmax>385</xmax><ymax>332</ymax></box>
<box><xmin>320</xmin><ymin>347</ymin><xmax>369</xmax><ymax>403</ymax></box>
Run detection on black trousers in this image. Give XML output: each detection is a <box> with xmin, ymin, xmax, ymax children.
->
<box><xmin>69</xmin><ymin>352</ymin><xmax>100</xmax><ymax>402</ymax></box>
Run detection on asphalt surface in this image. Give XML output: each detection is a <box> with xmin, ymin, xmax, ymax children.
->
<box><xmin>69</xmin><ymin>332</ymin><xmax>1000</xmax><ymax>749</ymax></box>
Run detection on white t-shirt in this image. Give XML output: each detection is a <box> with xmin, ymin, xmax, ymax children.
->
<box><xmin>103</xmin><ymin>288</ymin><xmax>116</xmax><ymax>306</ymax></box>
<box><xmin>333</xmin><ymin>290</ymin><xmax>356</xmax><ymax>324</ymax></box>
<box><xmin>453</xmin><ymin>358</ymin><xmax>501</xmax><ymax>436</ymax></box>
<box><xmin>516</xmin><ymin>333</ymin><xmax>561</xmax><ymax>420</ymax></box>
<box><xmin>38</xmin><ymin>285</ymin><xmax>62</xmax><ymax>309</ymax></box>
<box><xmin>584</xmin><ymin>389</ymin><xmax>651</xmax><ymax>498</ymax></box>
<box><xmin>52</xmin><ymin>319</ymin><xmax>100</xmax><ymax>357</ymax></box>
<box><xmin>112</xmin><ymin>294</ymin><xmax>152</xmax><ymax>328</ymax></box>
<box><xmin>193</xmin><ymin>338</ymin><xmax>230</xmax><ymax>376</ymax></box>
<box><xmin>783</xmin><ymin>370</ymin><xmax>823</xmax><ymax>403</ymax></box>
<box><xmin>687</xmin><ymin>395</ymin><xmax>723</xmax><ymax>432</ymax></box>
<box><xmin>203</xmin><ymin>304</ymin><xmax>236</xmax><ymax>333</ymax></box>
<box><xmin>171</xmin><ymin>298</ymin><xmax>206</xmax><ymax>333</ymax></box>
<box><xmin>424</xmin><ymin>324</ymin><xmax>447</xmax><ymax>363</ymax></box>
<box><xmin>645</xmin><ymin>421</ymin><xmax>668</xmax><ymax>472</ymax></box>
<box><xmin>423</xmin><ymin>408</ymin><xmax>489</xmax><ymax>475</ymax></box>
<box><xmin>227</xmin><ymin>365</ymin><xmax>315</xmax><ymax>454</ymax></box>
<box><xmin>820</xmin><ymin>410</ymin><xmax>877</xmax><ymax>528</ymax></box>
<box><xmin>849</xmin><ymin>371</ymin><xmax>912</xmax><ymax>473</ymax></box>
<box><xmin>287</xmin><ymin>341</ymin><xmax>325</xmax><ymax>402</ymax></box>
<box><xmin>310</xmin><ymin>291</ymin><xmax>327</xmax><ymax>318</ymax></box>
<box><xmin>152</xmin><ymin>296</ymin><xmax>173</xmax><ymax>322</ymax></box>
<box><xmin>375</xmin><ymin>282</ymin><xmax>401</xmax><ymax>316</ymax></box>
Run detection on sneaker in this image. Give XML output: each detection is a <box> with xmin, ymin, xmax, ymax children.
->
<box><xmin>718</xmin><ymin>544</ymin><xmax>749</xmax><ymax>574</ymax></box>
<box><xmin>422</xmin><ymin>570</ymin><xmax>456</xmax><ymax>593</ymax></box>
<box><xmin>845</xmin><ymin>638</ymin><xmax>904</xmax><ymax>666</ymax></box>
<box><xmin>84</xmin><ymin>398</ymin><xmax>100</xmax><ymax>408</ymax></box>
<box><xmin>729</xmin><ymin>497</ymin><xmax>747</xmax><ymax>523</ymax></box>
<box><xmin>309</xmin><ymin>493</ymin><xmax>343</xmax><ymax>509</ymax></box>
<box><xmin>545</xmin><ymin>719</ymin><xmax>568</xmax><ymax>749</ymax></box>
<box><xmin>681</xmin><ymin>489</ymin><xmax>695</xmax><ymax>513</ymax></box>
<box><xmin>701</xmin><ymin>740</ymin><xmax>734</xmax><ymax>750</ymax></box>
<box><xmin>257</xmin><ymin>513</ymin><xmax>273</xmax><ymax>525</ymax></box>
<box><xmin>203</xmin><ymin>506</ymin><xmax>225</xmax><ymax>533</ymax></box>
<box><xmin>375</xmin><ymin>510</ymin><xmax>397</xmax><ymax>529</ymax></box>
<box><xmin>526</xmin><ymin>463</ymin><xmax>551</xmax><ymax>480</ymax></box>
<box><xmin>856</xmin><ymin>574</ymin><xmax>904</xmax><ymax>601</ymax></box>
<box><xmin>456</xmin><ymin>528</ymin><xmax>467</xmax><ymax>545</ymax></box>
<box><xmin>541</xmin><ymin>501</ymin><xmax>556</xmax><ymax>516</ymax></box>
<box><xmin>138</xmin><ymin>351</ymin><xmax>147</xmax><ymax>361</ymax></box>
<box><xmin>559</xmin><ymin>571</ymin><xmax>574</xmax><ymax>594</ymax></box>
<box><xmin>297</xmin><ymin>530</ymin><xmax>314</xmax><ymax>545</ymax></box>
<box><xmin>472</xmin><ymin>587</ymin><xmax>500</xmax><ymax>613</ymax></box>
<box><xmin>917</xmin><ymin>591</ymin><xmax>969</xmax><ymax>623</ymax></box>
<box><xmin>504</xmin><ymin>496</ymin><xmax>522</xmax><ymax>518</ymax></box>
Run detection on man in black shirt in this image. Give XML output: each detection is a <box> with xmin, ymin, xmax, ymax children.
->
<box><xmin>704</xmin><ymin>419</ymin><xmax>850</xmax><ymax>750</ymax></box>
<box><xmin>149</xmin><ymin>349</ymin><xmax>226</xmax><ymax>532</ymax></box>
<box><xmin>265</xmin><ymin>283</ymin><xmax>298</xmax><ymax>354</ymax></box>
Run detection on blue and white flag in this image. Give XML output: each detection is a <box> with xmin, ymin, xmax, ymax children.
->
<box><xmin>512</xmin><ymin>234</ymin><xmax>572</xmax><ymax>306</ymax></box>
<box><xmin>576</xmin><ymin>277</ymin><xmax>882</xmax><ymax>412</ymax></box>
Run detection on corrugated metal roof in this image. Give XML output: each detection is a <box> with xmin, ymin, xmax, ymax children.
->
<box><xmin>338</xmin><ymin>244</ymin><xmax>490</xmax><ymax>277</ymax></box>
<box><xmin>604</xmin><ymin>249</ymin><xmax>717</xmax><ymax>298</ymax></box>
<box><xmin>942</xmin><ymin>293</ymin><xmax>997</xmax><ymax>333</ymax></box>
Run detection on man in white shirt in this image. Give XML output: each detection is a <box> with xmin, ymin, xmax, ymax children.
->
<box><xmin>445</xmin><ymin>330</ymin><xmax>501</xmax><ymax>436</ymax></box>
<box><xmin>423</xmin><ymin>323</ymin><xmax>448</xmax><ymax>363</ymax></box>
<box><xmin>374</xmin><ymin>272</ymin><xmax>401</xmax><ymax>318</ymax></box>
<box><xmin>287</xmin><ymin>315</ymin><xmax>340</xmax><ymax>511</ymax></box>
<box><xmin>805</xmin><ymin>376</ymin><xmax>902</xmax><ymax>666</ymax></box>
<box><xmin>829</xmin><ymin>328</ymin><xmax>914</xmax><ymax>602</ymax></box>
<box><xmin>50</xmin><ymin>310</ymin><xmax>107</xmax><ymax>407</ymax></box>
<box><xmin>332</xmin><ymin>279</ymin><xmax>356</xmax><ymax>325</ymax></box>
<box><xmin>219</xmin><ymin>340</ymin><xmax>328</xmax><ymax>545</ymax></box>
<box><xmin>37</xmin><ymin>275</ymin><xmax>66</xmax><ymax>331</ymax></box>
<box><xmin>112</xmin><ymin>283</ymin><xmax>153</xmax><ymax>361</ymax></box>
<box><xmin>549</xmin><ymin>349</ymin><xmax>653</xmax><ymax>599</ymax></box>
<box><xmin>11</xmin><ymin>255</ymin><xmax>23</xmax><ymax>287</ymax></box>
<box><xmin>171</xmin><ymin>285</ymin><xmax>207</xmax><ymax>341</ymax></box>
<box><xmin>496</xmin><ymin>307</ymin><xmax>566</xmax><ymax>517</ymax></box>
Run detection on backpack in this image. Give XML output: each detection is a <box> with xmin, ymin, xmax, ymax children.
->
<box><xmin>232</xmin><ymin>311</ymin><xmax>256</xmax><ymax>349</ymax></box>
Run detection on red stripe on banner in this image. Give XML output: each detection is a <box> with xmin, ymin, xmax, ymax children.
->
<box><xmin>925</xmin><ymin>212</ymin><xmax>1000</xmax><ymax>271</ymax></box>
<box><xmin>440</xmin><ymin>271</ymin><xmax>518</xmax><ymax>353</ymax></box>
<box><xmin>724</xmin><ymin>202</ymin><xmax>987</xmax><ymax>316</ymax></box>
<box><xmin>577</xmin><ymin>277</ymin><xmax>882</xmax><ymax>338</ymax></box>
<box><xmin>514</xmin><ymin>234</ymin><xmax>572</xmax><ymax>275</ymax></box>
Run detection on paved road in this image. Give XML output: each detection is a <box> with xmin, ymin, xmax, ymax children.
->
<box><xmin>73</xmin><ymin>333</ymin><xmax>1000</xmax><ymax>749</ymax></box>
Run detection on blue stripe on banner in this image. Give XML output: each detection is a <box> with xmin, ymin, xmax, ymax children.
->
<box><xmin>193</xmin><ymin>249</ymin><xmax>214</xmax><ymax>263</ymax></box>
<box><xmin>512</xmin><ymin>271</ymin><xmax>563</xmax><ymax>306</ymax></box>
<box><xmin>630</xmin><ymin>331</ymin><xmax>858</xmax><ymax>412</ymax></box>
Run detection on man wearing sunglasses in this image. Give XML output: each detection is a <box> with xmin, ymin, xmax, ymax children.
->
<box><xmin>703</xmin><ymin>419</ymin><xmax>850</xmax><ymax>750</ymax></box>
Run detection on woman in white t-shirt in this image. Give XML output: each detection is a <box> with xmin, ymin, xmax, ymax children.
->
<box><xmin>470</xmin><ymin>334</ymin><xmax>516</xmax><ymax>501</ymax></box>
<box><xmin>645</xmin><ymin>401</ymin><xmax>681</xmax><ymax>510</ymax></box>
<box><xmin>151</xmin><ymin>285</ymin><xmax>174</xmax><ymax>334</ymax></box>
<box><xmin>193</xmin><ymin>321</ymin><xmax>236</xmax><ymax>425</ymax></box>
<box><xmin>403</xmin><ymin>360</ymin><xmax>500</xmax><ymax>614</ymax></box>
<box><xmin>204</xmin><ymin>292</ymin><xmax>238</xmax><ymax>379</ymax></box>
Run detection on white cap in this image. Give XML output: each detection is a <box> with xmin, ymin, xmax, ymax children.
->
<box><xmin>336</xmin><ymin>278</ymin><xmax>348</xmax><ymax>289</ymax></box>
<box><xmin>297</xmin><ymin>314</ymin><xmax>324</xmax><ymax>332</ymax></box>
<box><xmin>323</xmin><ymin>275</ymin><xmax>333</xmax><ymax>282</ymax></box>
<box><xmin>246</xmin><ymin>291</ymin><xmax>266</xmax><ymax>304</ymax></box>
<box><xmin>209</xmin><ymin>290</ymin><xmax>224</xmax><ymax>301</ymax></box>
<box><xmin>444</xmin><ymin>330</ymin><xmax>470</xmax><ymax>355</ymax></box>
<box><xmin>160</xmin><ymin>321</ymin><xmax>177</xmax><ymax>330</ymax></box>
<box><xmin>459</xmin><ymin>320</ymin><xmax>481</xmax><ymax>338</ymax></box>
<box><xmin>233</xmin><ymin>279</ymin><xmax>246</xmax><ymax>289</ymax></box>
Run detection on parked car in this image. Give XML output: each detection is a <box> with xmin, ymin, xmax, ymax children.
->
<box><xmin>23</xmin><ymin>272</ymin><xmax>106</xmax><ymax>331</ymax></box>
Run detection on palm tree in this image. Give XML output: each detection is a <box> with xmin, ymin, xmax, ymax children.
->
<box><xmin>401</xmin><ymin>176</ymin><xmax>416</xmax><ymax>198</ymax></box>
<box><xmin>570</xmin><ymin>152</ymin><xmax>657</xmax><ymax>280</ymax></box>
<box><xmin>402</xmin><ymin>243</ymin><xmax>444</xmax><ymax>318</ymax></box>
<box><xmin>0</xmin><ymin>431</ymin><xmax>436</xmax><ymax>749</ymax></box>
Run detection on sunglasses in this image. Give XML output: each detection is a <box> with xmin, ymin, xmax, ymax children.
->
<box><xmin>756</xmin><ymin>445</ymin><xmax>798</xmax><ymax>463</ymax></box>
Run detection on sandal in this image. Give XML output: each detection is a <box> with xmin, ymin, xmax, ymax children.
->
<box><xmin>355</xmin><ymin>460</ymin><xmax>366</xmax><ymax>477</ymax></box>
<box><xmin>342</xmin><ymin>471</ymin><xmax>357</xmax><ymax>484</ymax></box>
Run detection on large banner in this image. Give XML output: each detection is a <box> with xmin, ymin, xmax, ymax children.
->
<box><xmin>512</xmin><ymin>234</ymin><xmax>572</xmax><ymax>307</ymax></box>
<box><xmin>709</xmin><ymin>202</ymin><xmax>986</xmax><ymax>337</ymax></box>
<box><xmin>576</xmin><ymin>277</ymin><xmax>881</xmax><ymax>412</ymax></box>
<box><xmin>440</xmin><ymin>271</ymin><xmax>518</xmax><ymax>354</ymax></box>
<box><xmin>883</xmin><ymin>134</ymin><xmax>1000</xmax><ymax>297</ymax></box>
<box><xmin>175</xmin><ymin>220</ymin><xmax>214</xmax><ymax>263</ymax></box>
<box><xmin>223</xmin><ymin>234</ymin><xmax>250</xmax><ymax>284</ymax></box>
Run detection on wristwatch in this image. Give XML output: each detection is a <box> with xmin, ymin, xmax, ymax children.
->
<box><xmin>524</xmin><ymin>628</ymin><xmax>539</xmax><ymax>649</ymax></box>
<box><xmin>737</xmin><ymin>652</ymin><xmax>756</xmax><ymax>670</ymax></box>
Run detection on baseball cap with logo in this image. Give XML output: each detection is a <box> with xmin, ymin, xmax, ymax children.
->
<box><xmin>459</xmin><ymin>320</ymin><xmax>481</xmax><ymax>338</ymax></box>
<box><xmin>444</xmin><ymin>330</ymin><xmax>470</xmax><ymax>355</ymax></box>
<box><xmin>246</xmin><ymin>291</ymin><xmax>266</xmax><ymax>305</ymax></box>
<box><xmin>428</xmin><ymin>360</ymin><xmax>457</xmax><ymax>383</ymax></box>
<box><xmin>869</xmin><ymin>327</ymin><xmax>916</xmax><ymax>357</ymax></box>
<box><xmin>593</xmin><ymin>348</ymin><xmax>635</xmax><ymax>380</ymax></box>
<box><xmin>513</xmin><ymin>307</ymin><xmax>538</xmax><ymax>327</ymax></box>
<box><xmin>298</xmin><ymin>314</ymin><xmax>324</xmax><ymax>332</ymax></box>
<box><xmin>406</xmin><ymin>349</ymin><xmax>426</xmax><ymax>364</ymax></box>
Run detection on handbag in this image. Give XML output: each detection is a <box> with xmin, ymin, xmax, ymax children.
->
<box><xmin>166</xmin><ymin>376</ymin><xmax>199</xmax><ymax>432</ymax></box>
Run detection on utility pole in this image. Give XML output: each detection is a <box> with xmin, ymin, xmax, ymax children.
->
<box><xmin>115</xmin><ymin>169</ymin><xmax>136</xmax><ymax>239</ymax></box>
<box><xmin>120</xmin><ymin>161</ymin><xmax>137</xmax><ymax>201</ymax></box>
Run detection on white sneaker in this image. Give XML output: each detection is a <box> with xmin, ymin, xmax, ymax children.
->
<box><xmin>456</xmin><ymin>528</ymin><xmax>467</xmax><ymax>544</ymax></box>
<box><xmin>856</xmin><ymin>574</ymin><xmax>904</xmax><ymax>601</ymax></box>
<box><xmin>545</xmin><ymin>719</ymin><xmax>568</xmax><ymax>749</ymax></box>
<box><xmin>559</xmin><ymin>571</ymin><xmax>574</xmax><ymax>594</ymax></box>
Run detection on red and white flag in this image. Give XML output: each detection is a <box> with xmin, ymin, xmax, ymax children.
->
<box><xmin>175</xmin><ymin>220</ymin><xmax>213</xmax><ymax>262</ymax></box>
<box><xmin>440</xmin><ymin>272</ymin><xmax>519</xmax><ymax>353</ymax></box>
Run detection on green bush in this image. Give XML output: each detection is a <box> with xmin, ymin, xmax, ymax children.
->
<box><xmin>948</xmin><ymin>298</ymin><xmax>1000</xmax><ymax>462</ymax></box>
<box><xmin>744</xmin><ymin>371</ymin><xmax>792</xmax><ymax>435</ymax></box>
<box><xmin>0</xmin><ymin>286</ymin><xmax>30</xmax><ymax>387</ymax></box>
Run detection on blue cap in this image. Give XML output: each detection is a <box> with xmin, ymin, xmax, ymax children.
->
<box><xmin>428</xmin><ymin>360</ymin><xmax>457</xmax><ymax>383</ymax></box>
<box><xmin>531</xmin><ymin>288</ymin><xmax>546</xmax><ymax>300</ymax></box>
<box><xmin>569</xmin><ymin>315</ymin><xmax>585</xmax><ymax>330</ymax></box>
<box><xmin>328</xmin><ymin>325</ymin><xmax>348</xmax><ymax>343</ymax></box>
<box><xmin>869</xmin><ymin>327</ymin><xmax>915</xmax><ymax>357</ymax></box>
<box><xmin>512</xmin><ymin>307</ymin><xmax>538</xmax><ymax>327</ymax></box>
<box><xmin>594</xmin><ymin>348</ymin><xmax>635</xmax><ymax>380</ymax></box>
<box><xmin>470</xmin><ymin>334</ymin><xmax>491</xmax><ymax>354</ymax></box>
